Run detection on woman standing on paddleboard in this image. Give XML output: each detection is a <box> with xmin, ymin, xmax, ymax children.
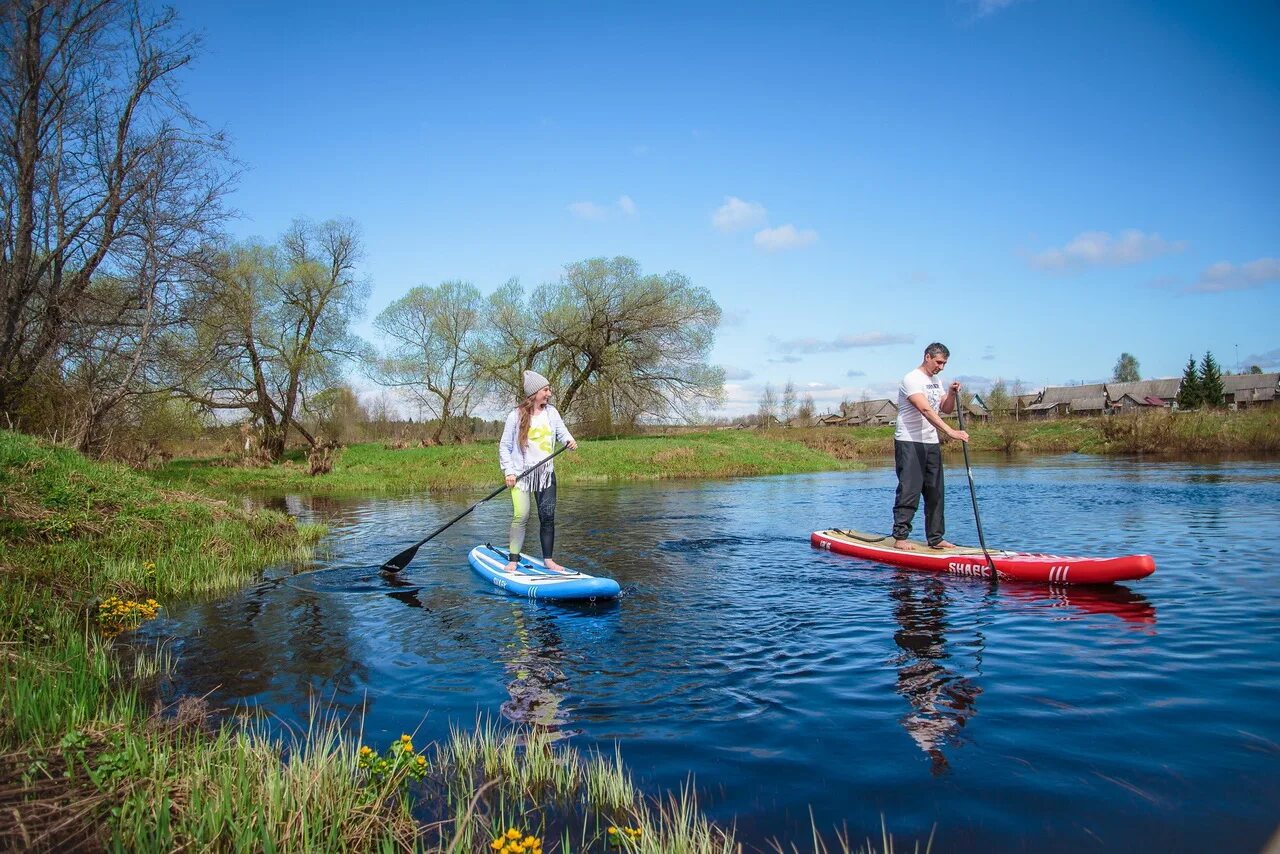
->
<box><xmin>498</xmin><ymin>370</ymin><xmax>576</xmax><ymax>574</ymax></box>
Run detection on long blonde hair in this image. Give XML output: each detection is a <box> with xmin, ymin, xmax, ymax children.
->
<box><xmin>516</xmin><ymin>396</ymin><xmax>537</xmax><ymax>450</ymax></box>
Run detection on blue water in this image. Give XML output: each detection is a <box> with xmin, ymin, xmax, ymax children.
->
<box><xmin>135</xmin><ymin>456</ymin><xmax>1280</xmax><ymax>851</ymax></box>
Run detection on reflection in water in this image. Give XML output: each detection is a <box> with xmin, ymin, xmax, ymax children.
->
<box><xmin>1004</xmin><ymin>583</ymin><xmax>1157</xmax><ymax>628</ymax></box>
<box><xmin>500</xmin><ymin>606</ymin><xmax>570</xmax><ymax>735</ymax></box>
<box><xmin>889</xmin><ymin>575</ymin><xmax>981</xmax><ymax>776</ymax></box>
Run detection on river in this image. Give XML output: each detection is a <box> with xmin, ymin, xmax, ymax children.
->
<box><xmin>133</xmin><ymin>454</ymin><xmax>1280</xmax><ymax>852</ymax></box>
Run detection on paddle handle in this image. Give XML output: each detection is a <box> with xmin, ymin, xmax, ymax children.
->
<box><xmin>955</xmin><ymin>403</ymin><xmax>998</xmax><ymax>587</ymax></box>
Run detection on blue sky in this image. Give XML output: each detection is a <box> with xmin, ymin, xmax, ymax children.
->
<box><xmin>169</xmin><ymin>0</ymin><xmax>1279</xmax><ymax>416</ymax></box>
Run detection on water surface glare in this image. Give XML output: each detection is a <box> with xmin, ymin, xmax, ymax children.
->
<box><xmin>138</xmin><ymin>456</ymin><xmax>1280</xmax><ymax>851</ymax></box>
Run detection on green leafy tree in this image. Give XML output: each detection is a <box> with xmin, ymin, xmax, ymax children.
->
<box><xmin>484</xmin><ymin>257</ymin><xmax>724</xmax><ymax>434</ymax></box>
<box><xmin>185</xmin><ymin>219</ymin><xmax>369</xmax><ymax>460</ymax></box>
<box><xmin>369</xmin><ymin>281</ymin><xmax>485</xmax><ymax>442</ymax></box>
<box><xmin>1177</xmin><ymin>356</ymin><xmax>1201</xmax><ymax>409</ymax></box>
<box><xmin>1112</xmin><ymin>353</ymin><xmax>1141</xmax><ymax>383</ymax></box>
<box><xmin>984</xmin><ymin>379</ymin><xmax>1011</xmax><ymax>420</ymax></box>
<box><xmin>1249</xmin><ymin>365</ymin><xmax>1263</xmax><ymax>374</ymax></box>
<box><xmin>1199</xmin><ymin>351</ymin><xmax>1225</xmax><ymax>408</ymax></box>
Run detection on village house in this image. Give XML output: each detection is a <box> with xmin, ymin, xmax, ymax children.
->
<box><xmin>1223</xmin><ymin>372</ymin><xmax>1279</xmax><ymax>409</ymax></box>
<box><xmin>1104</xmin><ymin>379</ymin><xmax>1181</xmax><ymax>412</ymax></box>
<box><xmin>1024</xmin><ymin>383</ymin><xmax>1107</xmax><ymax>419</ymax></box>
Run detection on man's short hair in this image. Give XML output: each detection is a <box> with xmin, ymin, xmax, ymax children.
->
<box><xmin>924</xmin><ymin>342</ymin><xmax>950</xmax><ymax>358</ymax></box>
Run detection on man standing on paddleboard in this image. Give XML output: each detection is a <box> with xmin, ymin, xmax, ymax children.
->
<box><xmin>499</xmin><ymin>370</ymin><xmax>577</xmax><ymax>574</ymax></box>
<box><xmin>892</xmin><ymin>343</ymin><xmax>969</xmax><ymax>551</ymax></box>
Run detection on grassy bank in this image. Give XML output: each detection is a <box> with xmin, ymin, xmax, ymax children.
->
<box><xmin>149</xmin><ymin>429</ymin><xmax>864</xmax><ymax>497</ymax></box>
<box><xmin>7</xmin><ymin>432</ymin><xmax>883</xmax><ymax>851</ymax></box>
<box><xmin>786</xmin><ymin>408</ymin><xmax>1280</xmax><ymax>459</ymax></box>
<box><xmin>147</xmin><ymin>409</ymin><xmax>1280</xmax><ymax>500</ymax></box>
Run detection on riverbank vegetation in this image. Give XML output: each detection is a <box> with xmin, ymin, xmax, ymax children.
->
<box><xmin>145</xmin><ymin>409</ymin><xmax>1280</xmax><ymax>499</ymax></box>
<box><xmin>789</xmin><ymin>408</ymin><xmax>1280</xmax><ymax>458</ymax></box>
<box><xmin>148</xmin><ymin>429</ymin><xmax>865</xmax><ymax>496</ymax></box>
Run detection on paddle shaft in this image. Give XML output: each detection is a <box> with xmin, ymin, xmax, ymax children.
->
<box><xmin>380</xmin><ymin>444</ymin><xmax>569</xmax><ymax>573</ymax></box>
<box><xmin>954</xmin><ymin>402</ymin><xmax>998</xmax><ymax>588</ymax></box>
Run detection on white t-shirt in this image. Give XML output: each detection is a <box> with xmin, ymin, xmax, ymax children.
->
<box><xmin>895</xmin><ymin>368</ymin><xmax>944</xmax><ymax>444</ymax></box>
<box><xmin>516</xmin><ymin>410</ymin><xmax>554</xmax><ymax>491</ymax></box>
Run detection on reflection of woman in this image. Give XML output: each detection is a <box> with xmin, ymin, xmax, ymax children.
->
<box><xmin>890</xmin><ymin>575</ymin><xmax>981</xmax><ymax>776</ymax></box>
<box><xmin>502</xmin><ymin>605</ymin><xmax>568</xmax><ymax>733</ymax></box>
<box><xmin>498</xmin><ymin>370</ymin><xmax>576</xmax><ymax>574</ymax></box>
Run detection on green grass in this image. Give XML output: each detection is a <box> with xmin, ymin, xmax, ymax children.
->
<box><xmin>147</xmin><ymin>430</ymin><xmax>866</xmax><ymax>497</ymax></box>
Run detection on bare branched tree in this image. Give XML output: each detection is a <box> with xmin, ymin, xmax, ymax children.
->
<box><xmin>0</xmin><ymin>0</ymin><xmax>231</xmax><ymax>433</ymax></box>
<box><xmin>184</xmin><ymin>219</ymin><xmax>369</xmax><ymax>460</ymax></box>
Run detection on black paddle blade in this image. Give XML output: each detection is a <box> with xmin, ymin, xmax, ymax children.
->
<box><xmin>381</xmin><ymin>544</ymin><xmax>420</xmax><ymax>574</ymax></box>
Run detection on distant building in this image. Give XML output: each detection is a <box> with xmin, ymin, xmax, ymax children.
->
<box><xmin>1025</xmin><ymin>383</ymin><xmax>1106</xmax><ymax>419</ymax></box>
<box><xmin>840</xmin><ymin>398</ymin><xmax>898</xmax><ymax>426</ymax></box>
<box><xmin>1223</xmin><ymin>372</ymin><xmax>1279</xmax><ymax>409</ymax></box>
<box><xmin>1104</xmin><ymin>379</ymin><xmax>1181</xmax><ymax>411</ymax></box>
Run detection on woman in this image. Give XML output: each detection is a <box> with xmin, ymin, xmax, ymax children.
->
<box><xmin>498</xmin><ymin>370</ymin><xmax>577</xmax><ymax>573</ymax></box>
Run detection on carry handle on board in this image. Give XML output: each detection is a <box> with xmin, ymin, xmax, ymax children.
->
<box><xmin>380</xmin><ymin>444</ymin><xmax>570</xmax><ymax>574</ymax></box>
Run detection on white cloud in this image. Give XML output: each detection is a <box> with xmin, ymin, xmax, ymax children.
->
<box><xmin>568</xmin><ymin>201</ymin><xmax>607</xmax><ymax>220</ymax></box>
<box><xmin>772</xmin><ymin>331</ymin><xmax>914</xmax><ymax>354</ymax></box>
<box><xmin>768</xmin><ymin>355</ymin><xmax>803</xmax><ymax>364</ymax></box>
<box><xmin>721</xmin><ymin>366</ymin><xmax>753</xmax><ymax>381</ymax></box>
<box><xmin>568</xmin><ymin>196</ymin><xmax>638</xmax><ymax>220</ymax></box>
<box><xmin>754</xmin><ymin>224</ymin><xmax>819</xmax><ymax>252</ymax></box>
<box><xmin>1030</xmin><ymin>229</ymin><xmax>1186</xmax><ymax>272</ymax></box>
<box><xmin>972</xmin><ymin>0</ymin><xmax>1024</xmax><ymax>17</ymax></box>
<box><xmin>712</xmin><ymin>196</ymin><xmax>767</xmax><ymax>233</ymax></box>
<box><xmin>1185</xmin><ymin>257</ymin><xmax>1280</xmax><ymax>293</ymax></box>
<box><xmin>1242</xmin><ymin>347</ymin><xmax>1280</xmax><ymax>370</ymax></box>
<box><xmin>846</xmin><ymin>369</ymin><xmax>866</xmax><ymax>377</ymax></box>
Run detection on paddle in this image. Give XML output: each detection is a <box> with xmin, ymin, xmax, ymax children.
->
<box><xmin>954</xmin><ymin>399</ymin><xmax>998</xmax><ymax>588</ymax></box>
<box><xmin>380</xmin><ymin>444</ymin><xmax>569</xmax><ymax>574</ymax></box>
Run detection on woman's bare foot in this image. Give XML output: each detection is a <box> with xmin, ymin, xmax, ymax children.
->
<box><xmin>894</xmin><ymin>540</ymin><xmax>920</xmax><ymax>551</ymax></box>
<box><xmin>543</xmin><ymin>558</ymin><xmax>569</xmax><ymax>574</ymax></box>
<box><xmin>930</xmin><ymin>540</ymin><xmax>956</xmax><ymax>550</ymax></box>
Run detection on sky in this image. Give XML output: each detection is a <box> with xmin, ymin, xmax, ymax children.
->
<box><xmin>167</xmin><ymin>0</ymin><xmax>1279</xmax><ymax>416</ymax></box>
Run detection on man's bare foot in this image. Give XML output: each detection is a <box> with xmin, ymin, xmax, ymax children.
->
<box><xmin>894</xmin><ymin>540</ymin><xmax>921</xmax><ymax>551</ymax></box>
<box><xmin>930</xmin><ymin>540</ymin><xmax>956</xmax><ymax>550</ymax></box>
<box><xmin>543</xmin><ymin>558</ymin><xmax>569</xmax><ymax>574</ymax></box>
<box><xmin>505</xmin><ymin>561</ymin><xmax>518</xmax><ymax>573</ymax></box>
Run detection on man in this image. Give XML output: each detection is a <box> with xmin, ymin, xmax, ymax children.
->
<box><xmin>892</xmin><ymin>342</ymin><xmax>969</xmax><ymax>551</ymax></box>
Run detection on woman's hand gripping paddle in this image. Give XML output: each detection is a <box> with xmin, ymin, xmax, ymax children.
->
<box><xmin>380</xmin><ymin>444</ymin><xmax>569</xmax><ymax>574</ymax></box>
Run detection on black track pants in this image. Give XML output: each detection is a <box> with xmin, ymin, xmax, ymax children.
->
<box><xmin>892</xmin><ymin>440</ymin><xmax>945</xmax><ymax>546</ymax></box>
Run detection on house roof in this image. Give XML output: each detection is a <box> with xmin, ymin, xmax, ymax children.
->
<box><xmin>1038</xmin><ymin>383</ymin><xmax>1107</xmax><ymax>405</ymax></box>
<box><xmin>1223</xmin><ymin>372</ymin><xmax>1280</xmax><ymax>393</ymax></box>
<box><xmin>1105</xmin><ymin>378</ymin><xmax>1181</xmax><ymax>401</ymax></box>
<box><xmin>1024</xmin><ymin>400</ymin><xmax>1067</xmax><ymax>411</ymax></box>
<box><xmin>841</xmin><ymin>398</ymin><xmax>897</xmax><ymax>418</ymax></box>
<box><xmin>1069</xmin><ymin>396</ymin><xmax>1106</xmax><ymax>412</ymax></box>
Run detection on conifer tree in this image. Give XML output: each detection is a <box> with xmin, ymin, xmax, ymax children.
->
<box><xmin>1199</xmin><ymin>351</ymin><xmax>1225</xmax><ymax>408</ymax></box>
<box><xmin>1177</xmin><ymin>355</ymin><xmax>1201</xmax><ymax>410</ymax></box>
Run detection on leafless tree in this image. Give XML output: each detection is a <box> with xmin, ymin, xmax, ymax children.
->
<box><xmin>0</xmin><ymin>0</ymin><xmax>231</xmax><ymax>431</ymax></box>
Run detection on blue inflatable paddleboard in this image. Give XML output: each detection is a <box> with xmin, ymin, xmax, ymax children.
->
<box><xmin>467</xmin><ymin>544</ymin><xmax>620</xmax><ymax>601</ymax></box>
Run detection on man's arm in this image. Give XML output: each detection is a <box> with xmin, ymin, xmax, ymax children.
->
<box><xmin>907</xmin><ymin>392</ymin><xmax>969</xmax><ymax>442</ymax></box>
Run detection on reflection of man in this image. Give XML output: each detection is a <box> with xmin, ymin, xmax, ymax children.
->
<box><xmin>892</xmin><ymin>343</ymin><xmax>969</xmax><ymax>550</ymax></box>
<box><xmin>891</xmin><ymin>577</ymin><xmax>981</xmax><ymax>775</ymax></box>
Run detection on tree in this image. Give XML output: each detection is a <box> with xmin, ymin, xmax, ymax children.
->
<box><xmin>1177</xmin><ymin>355</ymin><xmax>1201</xmax><ymax>410</ymax></box>
<box><xmin>1249</xmin><ymin>365</ymin><xmax>1263</xmax><ymax>374</ymax></box>
<box><xmin>370</xmin><ymin>281</ymin><xmax>485</xmax><ymax>442</ymax></box>
<box><xmin>796</xmin><ymin>393</ymin><xmax>815</xmax><ymax>427</ymax></box>
<box><xmin>757</xmin><ymin>383</ymin><xmax>777</xmax><ymax>426</ymax></box>
<box><xmin>185</xmin><ymin>219</ymin><xmax>369</xmax><ymax>460</ymax></box>
<box><xmin>486</xmin><ymin>257</ymin><xmax>724</xmax><ymax>433</ymax></box>
<box><xmin>984</xmin><ymin>379</ymin><xmax>1011</xmax><ymax>420</ymax></box>
<box><xmin>1199</xmin><ymin>351</ymin><xmax>1224</xmax><ymax>408</ymax></box>
<box><xmin>780</xmin><ymin>380</ymin><xmax>797</xmax><ymax>425</ymax></box>
<box><xmin>1112</xmin><ymin>353</ymin><xmax>1140</xmax><ymax>383</ymax></box>
<box><xmin>0</xmin><ymin>0</ymin><xmax>231</xmax><ymax>424</ymax></box>
<box><xmin>308</xmin><ymin>385</ymin><xmax>369</xmax><ymax>444</ymax></box>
